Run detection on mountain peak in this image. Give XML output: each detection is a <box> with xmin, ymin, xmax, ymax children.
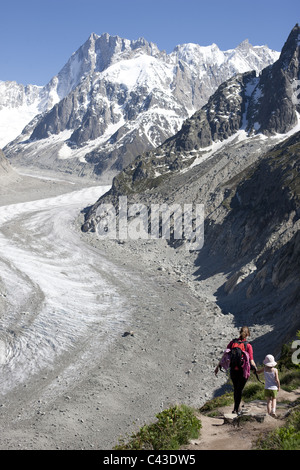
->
<box><xmin>285</xmin><ymin>23</ymin><xmax>300</xmax><ymax>45</ymax></box>
<box><xmin>277</xmin><ymin>23</ymin><xmax>300</xmax><ymax>71</ymax></box>
<box><xmin>237</xmin><ymin>38</ymin><xmax>250</xmax><ymax>48</ymax></box>
<box><xmin>88</xmin><ymin>32</ymin><xmax>100</xmax><ymax>41</ymax></box>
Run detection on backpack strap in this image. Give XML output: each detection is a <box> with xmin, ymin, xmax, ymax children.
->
<box><xmin>238</xmin><ymin>339</ymin><xmax>248</xmax><ymax>350</ymax></box>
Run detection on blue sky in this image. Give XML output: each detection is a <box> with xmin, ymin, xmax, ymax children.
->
<box><xmin>1</xmin><ymin>0</ymin><xmax>299</xmax><ymax>85</ymax></box>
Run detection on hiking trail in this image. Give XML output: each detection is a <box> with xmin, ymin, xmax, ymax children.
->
<box><xmin>184</xmin><ymin>388</ymin><xmax>300</xmax><ymax>450</ymax></box>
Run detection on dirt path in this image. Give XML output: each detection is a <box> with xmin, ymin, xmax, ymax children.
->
<box><xmin>185</xmin><ymin>388</ymin><xmax>300</xmax><ymax>450</ymax></box>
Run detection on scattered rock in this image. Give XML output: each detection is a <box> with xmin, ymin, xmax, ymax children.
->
<box><xmin>122</xmin><ymin>331</ymin><xmax>135</xmax><ymax>337</ymax></box>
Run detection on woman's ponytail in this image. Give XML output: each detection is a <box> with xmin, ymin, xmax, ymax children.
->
<box><xmin>240</xmin><ymin>326</ymin><xmax>250</xmax><ymax>340</ymax></box>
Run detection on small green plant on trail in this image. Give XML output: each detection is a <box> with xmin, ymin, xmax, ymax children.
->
<box><xmin>114</xmin><ymin>404</ymin><xmax>201</xmax><ymax>450</ymax></box>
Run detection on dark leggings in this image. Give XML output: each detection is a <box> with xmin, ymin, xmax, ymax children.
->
<box><xmin>230</xmin><ymin>369</ymin><xmax>247</xmax><ymax>412</ymax></box>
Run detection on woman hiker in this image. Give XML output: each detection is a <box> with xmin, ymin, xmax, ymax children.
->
<box><xmin>215</xmin><ymin>326</ymin><xmax>258</xmax><ymax>415</ymax></box>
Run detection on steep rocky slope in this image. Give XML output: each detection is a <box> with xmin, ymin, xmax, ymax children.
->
<box><xmin>82</xmin><ymin>25</ymin><xmax>300</xmax><ymax>346</ymax></box>
<box><xmin>0</xmin><ymin>149</ymin><xmax>11</xmax><ymax>175</ymax></box>
<box><xmin>199</xmin><ymin>131</ymin><xmax>300</xmax><ymax>346</ymax></box>
<box><xmin>0</xmin><ymin>149</ymin><xmax>20</xmax><ymax>183</ymax></box>
<box><xmin>0</xmin><ymin>149</ymin><xmax>23</xmax><ymax>196</ymax></box>
<box><xmin>83</xmin><ymin>130</ymin><xmax>300</xmax><ymax>351</ymax></box>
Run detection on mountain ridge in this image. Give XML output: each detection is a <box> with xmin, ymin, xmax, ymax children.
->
<box><xmin>90</xmin><ymin>24</ymin><xmax>299</xmax><ymax>202</ymax></box>
<box><xmin>2</xmin><ymin>33</ymin><xmax>279</xmax><ymax>177</ymax></box>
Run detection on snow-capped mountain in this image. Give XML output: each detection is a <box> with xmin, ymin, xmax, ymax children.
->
<box><xmin>3</xmin><ymin>32</ymin><xmax>279</xmax><ymax>177</ymax></box>
<box><xmin>0</xmin><ymin>82</ymin><xmax>43</xmax><ymax>148</ymax></box>
<box><xmin>93</xmin><ymin>24</ymin><xmax>299</xmax><ymax>200</ymax></box>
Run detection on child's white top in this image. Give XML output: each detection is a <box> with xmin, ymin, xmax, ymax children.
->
<box><xmin>264</xmin><ymin>368</ymin><xmax>278</xmax><ymax>390</ymax></box>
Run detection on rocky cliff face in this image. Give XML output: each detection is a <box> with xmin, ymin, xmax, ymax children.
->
<box><xmin>203</xmin><ymin>131</ymin><xmax>300</xmax><ymax>344</ymax></box>
<box><xmin>3</xmin><ymin>33</ymin><xmax>278</xmax><ymax>176</ymax></box>
<box><xmin>246</xmin><ymin>24</ymin><xmax>300</xmax><ymax>135</ymax></box>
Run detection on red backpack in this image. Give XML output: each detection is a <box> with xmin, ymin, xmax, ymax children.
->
<box><xmin>230</xmin><ymin>339</ymin><xmax>250</xmax><ymax>378</ymax></box>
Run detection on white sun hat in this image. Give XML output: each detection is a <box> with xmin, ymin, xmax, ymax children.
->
<box><xmin>263</xmin><ymin>354</ymin><xmax>277</xmax><ymax>367</ymax></box>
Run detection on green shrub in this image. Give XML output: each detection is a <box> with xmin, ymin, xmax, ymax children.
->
<box><xmin>242</xmin><ymin>382</ymin><xmax>265</xmax><ymax>402</ymax></box>
<box><xmin>287</xmin><ymin>408</ymin><xmax>300</xmax><ymax>431</ymax></box>
<box><xmin>114</xmin><ymin>404</ymin><xmax>201</xmax><ymax>450</ymax></box>
<box><xmin>280</xmin><ymin>369</ymin><xmax>300</xmax><ymax>392</ymax></box>
<box><xmin>199</xmin><ymin>392</ymin><xmax>234</xmax><ymax>414</ymax></box>
<box><xmin>255</xmin><ymin>425</ymin><xmax>300</xmax><ymax>450</ymax></box>
<box><xmin>255</xmin><ymin>404</ymin><xmax>300</xmax><ymax>450</ymax></box>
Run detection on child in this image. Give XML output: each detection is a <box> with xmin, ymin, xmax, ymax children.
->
<box><xmin>258</xmin><ymin>354</ymin><xmax>280</xmax><ymax>417</ymax></box>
